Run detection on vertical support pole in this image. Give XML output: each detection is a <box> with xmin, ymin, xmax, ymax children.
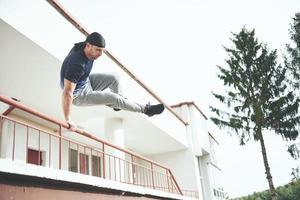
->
<box><xmin>26</xmin><ymin>125</ymin><xmax>29</xmax><ymax>163</ymax></box>
<box><xmin>59</xmin><ymin>125</ymin><xmax>62</xmax><ymax>170</ymax></box>
<box><xmin>77</xmin><ymin>143</ymin><xmax>79</xmax><ymax>173</ymax></box>
<box><xmin>102</xmin><ymin>143</ymin><xmax>105</xmax><ymax>178</ymax></box>
<box><xmin>38</xmin><ymin>130</ymin><xmax>41</xmax><ymax>165</ymax></box>
<box><xmin>166</xmin><ymin>169</ymin><xmax>170</xmax><ymax>193</ymax></box>
<box><xmin>131</xmin><ymin>155</ymin><xmax>135</xmax><ymax>185</ymax></box>
<box><xmin>49</xmin><ymin>134</ymin><xmax>51</xmax><ymax>168</ymax></box>
<box><xmin>84</xmin><ymin>145</ymin><xmax>86</xmax><ymax>175</ymax></box>
<box><xmin>0</xmin><ymin>117</ymin><xmax>3</xmax><ymax>159</ymax></box>
<box><xmin>151</xmin><ymin>163</ymin><xmax>155</xmax><ymax>189</ymax></box>
<box><xmin>109</xmin><ymin>155</ymin><xmax>111</xmax><ymax>180</ymax></box>
<box><xmin>68</xmin><ymin>141</ymin><xmax>71</xmax><ymax>171</ymax></box>
<box><xmin>12</xmin><ymin>122</ymin><xmax>16</xmax><ymax>160</ymax></box>
<box><xmin>119</xmin><ymin>158</ymin><xmax>121</xmax><ymax>182</ymax></box>
<box><xmin>114</xmin><ymin>156</ymin><xmax>116</xmax><ymax>181</ymax></box>
<box><xmin>127</xmin><ymin>160</ymin><xmax>130</xmax><ymax>184</ymax></box>
<box><xmin>90</xmin><ymin>148</ymin><xmax>93</xmax><ymax>177</ymax></box>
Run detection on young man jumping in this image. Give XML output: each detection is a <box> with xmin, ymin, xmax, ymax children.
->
<box><xmin>60</xmin><ymin>32</ymin><xmax>164</xmax><ymax>128</ymax></box>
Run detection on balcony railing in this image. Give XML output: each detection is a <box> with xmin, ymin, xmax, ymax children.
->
<box><xmin>0</xmin><ymin>95</ymin><xmax>182</xmax><ymax>196</ymax></box>
<box><xmin>182</xmin><ymin>190</ymin><xmax>199</xmax><ymax>199</ymax></box>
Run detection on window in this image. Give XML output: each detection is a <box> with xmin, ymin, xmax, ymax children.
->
<box><xmin>27</xmin><ymin>148</ymin><xmax>44</xmax><ymax>166</ymax></box>
<box><xmin>80</xmin><ymin>153</ymin><xmax>89</xmax><ymax>175</ymax></box>
<box><xmin>70</xmin><ymin>149</ymin><xmax>90</xmax><ymax>175</ymax></box>
<box><xmin>92</xmin><ymin>155</ymin><xmax>102</xmax><ymax>177</ymax></box>
<box><xmin>70</xmin><ymin>149</ymin><xmax>78</xmax><ymax>172</ymax></box>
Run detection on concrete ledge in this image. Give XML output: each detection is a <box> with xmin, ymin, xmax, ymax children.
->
<box><xmin>0</xmin><ymin>159</ymin><xmax>196</xmax><ymax>200</ymax></box>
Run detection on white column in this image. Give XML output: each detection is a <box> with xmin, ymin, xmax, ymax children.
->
<box><xmin>104</xmin><ymin>118</ymin><xmax>125</xmax><ymax>182</ymax></box>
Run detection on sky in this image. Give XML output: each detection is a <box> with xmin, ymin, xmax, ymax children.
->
<box><xmin>54</xmin><ymin>0</ymin><xmax>300</xmax><ymax>198</ymax></box>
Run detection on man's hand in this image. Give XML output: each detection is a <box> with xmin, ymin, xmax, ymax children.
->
<box><xmin>66</xmin><ymin>118</ymin><xmax>77</xmax><ymax>131</ymax></box>
<box><xmin>62</xmin><ymin>79</ymin><xmax>76</xmax><ymax>130</ymax></box>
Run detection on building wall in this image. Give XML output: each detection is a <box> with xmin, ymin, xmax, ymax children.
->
<box><xmin>170</xmin><ymin>103</ymin><xmax>225</xmax><ymax>200</ymax></box>
<box><xmin>189</xmin><ymin>106</ymin><xmax>210</xmax><ymax>155</ymax></box>
<box><xmin>147</xmin><ymin>149</ymin><xmax>201</xmax><ymax>194</ymax></box>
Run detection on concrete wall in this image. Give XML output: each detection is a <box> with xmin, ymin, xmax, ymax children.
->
<box><xmin>189</xmin><ymin>106</ymin><xmax>210</xmax><ymax>155</ymax></box>
<box><xmin>147</xmin><ymin>149</ymin><xmax>200</xmax><ymax>193</ymax></box>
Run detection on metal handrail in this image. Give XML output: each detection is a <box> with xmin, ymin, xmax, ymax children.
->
<box><xmin>46</xmin><ymin>0</ymin><xmax>188</xmax><ymax>126</ymax></box>
<box><xmin>0</xmin><ymin>95</ymin><xmax>182</xmax><ymax>195</ymax></box>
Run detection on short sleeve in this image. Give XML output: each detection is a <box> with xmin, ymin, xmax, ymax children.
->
<box><xmin>64</xmin><ymin>64</ymin><xmax>84</xmax><ymax>83</ymax></box>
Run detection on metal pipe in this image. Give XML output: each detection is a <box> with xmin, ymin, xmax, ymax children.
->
<box><xmin>12</xmin><ymin>122</ymin><xmax>16</xmax><ymax>160</ymax></box>
<box><xmin>151</xmin><ymin>163</ymin><xmax>155</xmax><ymax>189</ymax></box>
<box><xmin>38</xmin><ymin>130</ymin><xmax>41</xmax><ymax>165</ymax></box>
<box><xmin>59</xmin><ymin>125</ymin><xmax>62</xmax><ymax>169</ymax></box>
<box><xmin>26</xmin><ymin>125</ymin><xmax>29</xmax><ymax>163</ymax></box>
<box><xmin>102</xmin><ymin>144</ymin><xmax>105</xmax><ymax>178</ymax></box>
<box><xmin>49</xmin><ymin>134</ymin><xmax>51</xmax><ymax>168</ymax></box>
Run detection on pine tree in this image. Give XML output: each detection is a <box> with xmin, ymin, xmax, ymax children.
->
<box><xmin>210</xmin><ymin>27</ymin><xmax>300</xmax><ymax>200</ymax></box>
<box><xmin>285</xmin><ymin>12</ymin><xmax>300</xmax><ymax>182</ymax></box>
<box><xmin>286</xmin><ymin>13</ymin><xmax>300</xmax><ymax>89</ymax></box>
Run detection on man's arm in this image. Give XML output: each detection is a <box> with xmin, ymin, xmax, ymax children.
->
<box><xmin>62</xmin><ymin>79</ymin><xmax>76</xmax><ymax>125</ymax></box>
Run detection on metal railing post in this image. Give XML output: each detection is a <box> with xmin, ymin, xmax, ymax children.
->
<box><xmin>59</xmin><ymin>125</ymin><xmax>62</xmax><ymax>169</ymax></box>
<box><xmin>166</xmin><ymin>169</ymin><xmax>170</xmax><ymax>192</ymax></box>
<box><xmin>151</xmin><ymin>163</ymin><xmax>155</xmax><ymax>189</ymax></box>
<box><xmin>131</xmin><ymin>155</ymin><xmax>134</xmax><ymax>184</ymax></box>
<box><xmin>38</xmin><ymin>130</ymin><xmax>41</xmax><ymax>165</ymax></box>
<box><xmin>102</xmin><ymin>143</ymin><xmax>105</xmax><ymax>178</ymax></box>
<box><xmin>12</xmin><ymin>122</ymin><xmax>16</xmax><ymax>160</ymax></box>
<box><xmin>49</xmin><ymin>134</ymin><xmax>51</xmax><ymax>168</ymax></box>
<box><xmin>26</xmin><ymin>125</ymin><xmax>29</xmax><ymax>163</ymax></box>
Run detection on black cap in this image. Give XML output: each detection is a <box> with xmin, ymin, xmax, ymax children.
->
<box><xmin>85</xmin><ymin>32</ymin><xmax>106</xmax><ymax>48</ymax></box>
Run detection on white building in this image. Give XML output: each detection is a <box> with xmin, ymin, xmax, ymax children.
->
<box><xmin>0</xmin><ymin>1</ymin><xmax>224</xmax><ymax>199</ymax></box>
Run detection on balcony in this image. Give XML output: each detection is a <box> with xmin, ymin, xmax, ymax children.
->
<box><xmin>0</xmin><ymin>96</ymin><xmax>194</xmax><ymax>199</ymax></box>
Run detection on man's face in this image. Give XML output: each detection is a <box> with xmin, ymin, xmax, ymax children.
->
<box><xmin>85</xmin><ymin>43</ymin><xmax>104</xmax><ymax>60</ymax></box>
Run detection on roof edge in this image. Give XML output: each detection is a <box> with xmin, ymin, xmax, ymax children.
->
<box><xmin>171</xmin><ymin>101</ymin><xmax>208</xmax><ymax>120</ymax></box>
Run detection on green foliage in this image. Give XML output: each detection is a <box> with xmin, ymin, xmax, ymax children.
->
<box><xmin>291</xmin><ymin>167</ymin><xmax>300</xmax><ymax>182</ymax></box>
<box><xmin>286</xmin><ymin>12</ymin><xmax>300</xmax><ymax>89</ymax></box>
<box><xmin>285</xmin><ymin>12</ymin><xmax>300</xmax><ymax>181</ymax></box>
<box><xmin>231</xmin><ymin>180</ymin><xmax>300</xmax><ymax>200</ymax></box>
<box><xmin>210</xmin><ymin>27</ymin><xmax>300</xmax><ymax>145</ymax></box>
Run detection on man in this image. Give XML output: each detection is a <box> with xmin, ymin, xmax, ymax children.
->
<box><xmin>60</xmin><ymin>32</ymin><xmax>164</xmax><ymax>128</ymax></box>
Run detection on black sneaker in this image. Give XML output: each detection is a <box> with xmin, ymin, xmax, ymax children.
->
<box><xmin>144</xmin><ymin>103</ymin><xmax>165</xmax><ymax>117</ymax></box>
<box><xmin>113</xmin><ymin>108</ymin><xmax>121</xmax><ymax>111</ymax></box>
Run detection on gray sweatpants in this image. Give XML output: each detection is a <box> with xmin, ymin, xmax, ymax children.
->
<box><xmin>73</xmin><ymin>73</ymin><xmax>145</xmax><ymax>113</ymax></box>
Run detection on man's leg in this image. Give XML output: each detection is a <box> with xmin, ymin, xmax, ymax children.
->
<box><xmin>73</xmin><ymin>84</ymin><xmax>145</xmax><ymax>113</ymax></box>
<box><xmin>89</xmin><ymin>73</ymin><xmax>121</xmax><ymax>94</ymax></box>
<box><xmin>74</xmin><ymin>76</ymin><xmax>165</xmax><ymax>116</ymax></box>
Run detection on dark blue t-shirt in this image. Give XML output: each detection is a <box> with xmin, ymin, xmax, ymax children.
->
<box><xmin>60</xmin><ymin>42</ymin><xmax>93</xmax><ymax>95</ymax></box>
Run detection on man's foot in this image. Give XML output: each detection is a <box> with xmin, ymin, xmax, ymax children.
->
<box><xmin>113</xmin><ymin>108</ymin><xmax>121</xmax><ymax>111</ymax></box>
<box><xmin>144</xmin><ymin>103</ymin><xmax>165</xmax><ymax>117</ymax></box>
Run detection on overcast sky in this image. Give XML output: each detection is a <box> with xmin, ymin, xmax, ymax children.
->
<box><xmin>58</xmin><ymin>0</ymin><xmax>300</xmax><ymax>198</ymax></box>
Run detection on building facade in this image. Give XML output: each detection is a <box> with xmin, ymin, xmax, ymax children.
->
<box><xmin>0</xmin><ymin>1</ymin><xmax>224</xmax><ymax>199</ymax></box>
